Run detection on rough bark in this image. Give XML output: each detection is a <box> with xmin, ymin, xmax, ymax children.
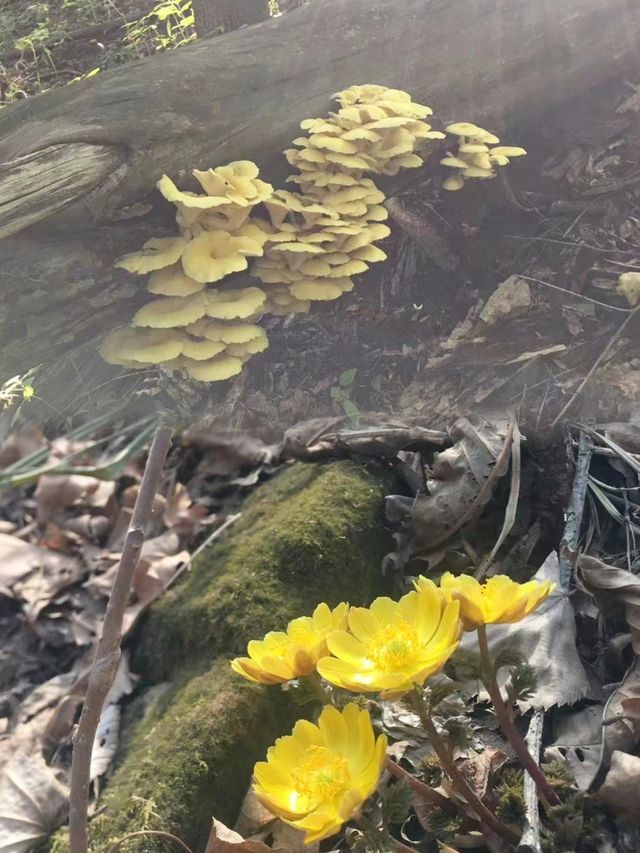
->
<box><xmin>1</xmin><ymin>0</ymin><xmax>639</xmax><ymax>413</ymax></box>
<box><xmin>192</xmin><ymin>0</ymin><xmax>269</xmax><ymax>36</ymax></box>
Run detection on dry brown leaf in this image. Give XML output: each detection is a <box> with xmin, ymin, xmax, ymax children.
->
<box><xmin>577</xmin><ymin>556</ymin><xmax>640</xmax><ymax>789</ymax></box>
<box><xmin>0</xmin><ymin>753</ymin><xmax>68</xmax><ymax>853</ymax></box>
<box><xmin>0</xmin><ymin>532</ymin><xmax>83</xmax><ymax>618</ymax></box>
<box><xmin>411</xmin><ymin>417</ymin><xmax>512</xmax><ymax>553</ymax></box>
<box><xmin>204</xmin><ymin>819</ymin><xmax>283</xmax><ymax>853</ymax></box>
<box><xmin>593</xmin><ymin>750</ymin><xmax>640</xmax><ymax>825</ymax></box>
<box><xmin>34</xmin><ymin>473</ymin><xmax>103</xmax><ymax>524</ymax></box>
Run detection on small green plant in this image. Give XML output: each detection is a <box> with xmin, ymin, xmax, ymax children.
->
<box><xmin>330</xmin><ymin>368</ymin><xmax>360</xmax><ymax>424</ymax></box>
<box><xmin>124</xmin><ymin>0</ymin><xmax>196</xmax><ymax>55</ymax></box>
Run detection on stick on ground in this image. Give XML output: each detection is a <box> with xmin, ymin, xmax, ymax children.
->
<box><xmin>68</xmin><ymin>420</ymin><xmax>174</xmax><ymax>853</ymax></box>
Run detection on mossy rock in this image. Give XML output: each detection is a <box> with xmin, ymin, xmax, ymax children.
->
<box><xmin>53</xmin><ymin>460</ymin><xmax>396</xmax><ymax>852</ymax></box>
<box><xmin>134</xmin><ymin>459</ymin><xmax>396</xmax><ymax>681</ymax></box>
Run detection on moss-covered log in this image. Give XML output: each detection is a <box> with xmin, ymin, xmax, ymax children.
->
<box><xmin>52</xmin><ymin>459</ymin><xmax>396</xmax><ymax>852</ymax></box>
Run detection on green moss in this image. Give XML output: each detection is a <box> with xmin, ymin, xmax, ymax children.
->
<box><xmin>53</xmin><ymin>461</ymin><xmax>396</xmax><ymax>852</ymax></box>
<box><xmin>135</xmin><ymin>460</ymin><xmax>395</xmax><ymax>680</ymax></box>
<box><xmin>89</xmin><ymin>662</ymin><xmax>296</xmax><ymax>853</ymax></box>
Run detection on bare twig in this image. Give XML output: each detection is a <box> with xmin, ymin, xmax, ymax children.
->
<box><xmin>558</xmin><ymin>428</ymin><xmax>593</xmax><ymax>587</ymax></box>
<box><xmin>69</xmin><ymin>421</ymin><xmax>174</xmax><ymax>853</ymax></box>
<box><xmin>552</xmin><ymin>303</ymin><xmax>640</xmax><ymax>426</ymax></box>
<box><xmin>517</xmin><ymin>275</ymin><xmax>631</xmax><ymax>313</ymax></box>
<box><xmin>517</xmin><ymin>712</ymin><xmax>545</xmax><ymax>853</ymax></box>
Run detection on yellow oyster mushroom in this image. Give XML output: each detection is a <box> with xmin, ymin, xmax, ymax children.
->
<box><xmin>158</xmin><ymin>175</ymin><xmax>230</xmax><ymax>210</ymax></box>
<box><xmin>324</xmin><ymin>152</ymin><xmax>372</xmax><ymax>171</ymax></box>
<box><xmin>617</xmin><ymin>271</ymin><xmax>640</xmax><ymax>306</ymax></box>
<box><xmin>290</xmin><ymin>281</ymin><xmax>347</xmax><ymax>301</ymax></box>
<box><xmin>115</xmin><ymin>236</ymin><xmax>186</xmax><ymax>275</ymax></box>
<box><xmin>193</xmin><ymin>161</ymin><xmax>273</xmax><ymax>207</ymax></box>
<box><xmin>489</xmin><ymin>146</ymin><xmax>527</xmax><ymax>158</ymax></box>
<box><xmin>317</xmin><ymin>584</ymin><xmax>461</xmax><ymax>695</ymax></box>
<box><xmin>441</xmin><ymin>155</ymin><xmax>469</xmax><ymax>169</ymax></box>
<box><xmin>181</xmin><ymin>231</ymin><xmax>265</xmax><ymax>283</ymax></box>
<box><xmin>462</xmin><ymin>165</ymin><xmax>495</xmax><ymax>179</ymax></box>
<box><xmin>327</xmin><ymin>260</ymin><xmax>369</xmax><ymax>278</ymax></box>
<box><xmin>205</xmin><ymin>286</ymin><xmax>267</xmax><ymax>319</ymax></box>
<box><xmin>351</xmin><ymin>245</ymin><xmax>387</xmax><ymax>263</ymax></box>
<box><xmin>133</xmin><ymin>292</ymin><xmax>207</xmax><ymax>328</ymax></box>
<box><xmin>429</xmin><ymin>572</ymin><xmax>555</xmax><ymax>631</ymax></box>
<box><xmin>443</xmin><ymin>175</ymin><xmax>465</xmax><ymax>191</ymax></box>
<box><xmin>253</xmin><ymin>703</ymin><xmax>387</xmax><ymax>844</ymax></box>
<box><xmin>226</xmin><ymin>327</ymin><xmax>268</xmax><ymax>358</ymax></box>
<box><xmin>364</xmin><ymin>204</ymin><xmax>389</xmax><ymax>222</ymax></box>
<box><xmin>147</xmin><ymin>263</ymin><xmax>205</xmax><ymax>296</ymax></box>
<box><xmin>184</xmin><ymin>354</ymin><xmax>243</xmax><ymax>382</ymax></box>
<box><xmin>379</xmin><ymin>153</ymin><xmax>423</xmax><ymax>175</ymax></box>
<box><xmin>445</xmin><ymin>122</ymin><xmax>485</xmax><ymax>137</ymax></box>
<box><xmin>190</xmin><ymin>321</ymin><xmax>264</xmax><ymax>344</ymax></box>
<box><xmin>459</xmin><ymin>143</ymin><xmax>490</xmax><ymax>154</ymax></box>
<box><xmin>181</xmin><ymin>336</ymin><xmax>227</xmax><ymax>361</ymax></box>
<box><xmin>231</xmin><ymin>602</ymin><xmax>349</xmax><ymax>685</ymax></box>
<box><xmin>99</xmin><ymin>326</ymin><xmax>186</xmax><ymax>365</ymax></box>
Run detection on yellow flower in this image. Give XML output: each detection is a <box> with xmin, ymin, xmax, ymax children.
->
<box><xmin>317</xmin><ymin>580</ymin><xmax>461</xmax><ymax>694</ymax></box>
<box><xmin>254</xmin><ymin>703</ymin><xmax>387</xmax><ymax>842</ymax></box>
<box><xmin>431</xmin><ymin>572</ymin><xmax>555</xmax><ymax>631</ymax></box>
<box><xmin>230</xmin><ymin>602</ymin><xmax>348</xmax><ymax>684</ymax></box>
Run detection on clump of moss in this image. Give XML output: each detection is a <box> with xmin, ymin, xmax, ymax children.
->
<box><xmin>135</xmin><ymin>460</ymin><xmax>394</xmax><ymax>680</ymax></box>
<box><xmin>495</xmin><ymin>767</ymin><xmax>525</xmax><ymax>827</ymax></box>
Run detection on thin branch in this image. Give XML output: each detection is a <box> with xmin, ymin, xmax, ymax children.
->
<box><xmin>517</xmin><ymin>712</ymin><xmax>544</xmax><ymax>853</ymax></box>
<box><xmin>551</xmin><ymin>303</ymin><xmax>640</xmax><ymax>426</ymax></box>
<box><xmin>558</xmin><ymin>428</ymin><xmax>592</xmax><ymax>587</ymax></box>
<box><xmin>107</xmin><ymin>830</ymin><xmax>194</xmax><ymax>853</ymax></box>
<box><xmin>69</xmin><ymin>420</ymin><xmax>175</xmax><ymax>853</ymax></box>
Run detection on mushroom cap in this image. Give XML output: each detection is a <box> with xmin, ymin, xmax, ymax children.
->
<box><xmin>351</xmin><ymin>244</ymin><xmax>387</xmax><ymax>263</ymax></box>
<box><xmin>308</xmin><ymin>134</ymin><xmax>358</xmax><ymax>154</ymax></box>
<box><xmin>462</xmin><ymin>166</ymin><xmax>496</xmax><ymax>178</ymax></box>
<box><xmin>133</xmin><ymin>292</ymin><xmax>207</xmax><ymax>328</ymax></box>
<box><xmin>441</xmin><ymin>155</ymin><xmax>469</xmax><ymax>169</ymax></box>
<box><xmin>442</xmin><ymin>174</ymin><xmax>465</xmax><ymax>191</ymax></box>
<box><xmin>489</xmin><ymin>154</ymin><xmax>510</xmax><ymax>167</ymax></box>
<box><xmin>289</xmin><ymin>280</ymin><xmax>345</xmax><ymax>301</ymax></box>
<box><xmin>468</xmin><ymin>153</ymin><xmax>493</xmax><ymax>170</ymax></box>
<box><xmin>459</xmin><ymin>143</ymin><xmax>489</xmax><ymax>153</ymax></box>
<box><xmin>364</xmin><ymin>204</ymin><xmax>389</xmax><ymax>222</ymax></box>
<box><xmin>323</xmin><ymin>152</ymin><xmax>372</xmax><ymax>170</ymax></box>
<box><xmin>99</xmin><ymin>327</ymin><xmax>186</xmax><ymax>365</ymax></box>
<box><xmin>184</xmin><ymin>355</ymin><xmax>244</xmax><ymax>382</ymax></box>
<box><xmin>205</xmin><ymin>286</ymin><xmax>267</xmax><ymax>320</ymax></box>
<box><xmin>116</xmin><ymin>237</ymin><xmax>186</xmax><ymax>275</ymax></box>
<box><xmin>189</xmin><ymin>321</ymin><xmax>264</xmax><ymax>344</ymax></box>
<box><xmin>192</xmin><ymin>161</ymin><xmax>273</xmax><ymax>208</ymax></box>
<box><xmin>471</xmin><ymin>130</ymin><xmax>500</xmax><ymax>144</ymax></box>
<box><xmin>445</xmin><ymin>122</ymin><xmax>485</xmax><ymax>137</ymax></box>
<box><xmin>326</xmin><ymin>260</ymin><xmax>369</xmax><ymax>277</ymax></box>
<box><xmin>488</xmin><ymin>146</ymin><xmax>527</xmax><ymax>158</ymax></box>
<box><xmin>379</xmin><ymin>154</ymin><xmax>423</xmax><ymax>175</ymax></box>
<box><xmin>617</xmin><ymin>272</ymin><xmax>640</xmax><ymax>306</ymax></box>
<box><xmin>225</xmin><ymin>328</ymin><xmax>268</xmax><ymax>357</ymax></box>
<box><xmin>148</xmin><ymin>264</ymin><xmax>205</xmax><ymax>296</ymax></box>
<box><xmin>181</xmin><ymin>337</ymin><xmax>227</xmax><ymax>360</ymax></box>
<box><xmin>181</xmin><ymin>230</ymin><xmax>265</xmax><ymax>283</ymax></box>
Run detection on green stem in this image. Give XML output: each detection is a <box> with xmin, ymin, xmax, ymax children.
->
<box><xmin>385</xmin><ymin>756</ymin><xmax>457</xmax><ymax>813</ymax></box>
<box><xmin>306</xmin><ymin>671</ymin><xmax>335</xmax><ymax>705</ymax></box>
<box><xmin>410</xmin><ymin>689</ymin><xmax>518</xmax><ymax>846</ymax></box>
<box><xmin>476</xmin><ymin>624</ymin><xmax>560</xmax><ymax>807</ymax></box>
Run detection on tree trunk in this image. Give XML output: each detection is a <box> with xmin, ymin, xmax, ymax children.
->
<box><xmin>0</xmin><ymin>0</ymin><xmax>639</xmax><ymax>415</ymax></box>
<box><xmin>191</xmin><ymin>0</ymin><xmax>269</xmax><ymax>37</ymax></box>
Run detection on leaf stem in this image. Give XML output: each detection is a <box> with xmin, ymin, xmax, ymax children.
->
<box><xmin>476</xmin><ymin>624</ymin><xmax>560</xmax><ymax>806</ymax></box>
<box><xmin>410</xmin><ymin>689</ymin><xmax>518</xmax><ymax>846</ymax></box>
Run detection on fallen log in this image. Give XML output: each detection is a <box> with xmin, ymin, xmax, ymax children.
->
<box><xmin>1</xmin><ymin>0</ymin><xmax>639</xmax><ymax>236</ymax></box>
<box><xmin>1</xmin><ymin>0</ymin><xmax>639</xmax><ymax>410</ymax></box>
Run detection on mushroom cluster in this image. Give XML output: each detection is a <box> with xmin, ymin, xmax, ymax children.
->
<box><xmin>250</xmin><ymin>84</ymin><xmax>437</xmax><ymax>307</ymax></box>
<box><xmin>101</xmin><ymin>87</ymin><xmax>524</xmax><ymax>384</ymax></box>
<box><xmin>100</xmin><ymin>161</ymin><xmax>274</xmax><ymax>381</ymax></box>
<box><xmin>440</xmin><ymin>122</ymin><xmax>527</xmax><ymax>191</ymax></box>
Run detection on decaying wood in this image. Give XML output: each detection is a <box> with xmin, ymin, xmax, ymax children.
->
<box><xmin>191</xmin><ymin>0</ymin><xmax>269</xmax><ymax>38</ymax></box>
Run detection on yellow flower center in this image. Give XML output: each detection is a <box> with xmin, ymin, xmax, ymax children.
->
<box><xmin>292</xmin><ymin>746</ymin><xmax>350</xmax><ymax>803</ymax></box>
<box><xmin>368</xmin><ymin>621</ymin><xmax>418</xmax><ymax>670</ymax></box>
